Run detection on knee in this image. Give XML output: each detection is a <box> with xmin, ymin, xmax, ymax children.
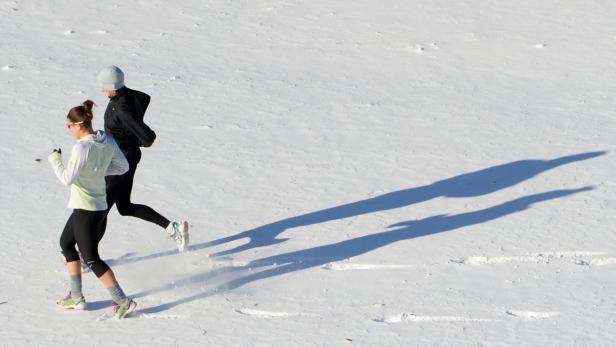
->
<box><xmin>60</xmin><ymin>241</ymin><xmax>79</xmax><ymax>262</ymax></box>
<box><xmin>85</xmin><ymin>260</ymin><xmax>110</xmax><ymax>278</ymax></box>
<box><xmin>80</xmin><ymin>252</ymin><xmax>110</xmax><ymax>278</ymax></box>
<box><xmin>116</xmin><ymin>203</ymin><xmax>134</xmax><ymax>216</ymax></box>
<box><xmin>61</xmin><ymin>249</ymin><xmax>80</xmax><ymax>263</ymax></box>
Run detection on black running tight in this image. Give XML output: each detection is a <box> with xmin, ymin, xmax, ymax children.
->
<box><xmin>99</xmin><ymin>160</ymin><xmax>170</xmax><ymax>242</ymax></box>
<box><xmin>60</xmin><ymin>209</ymin><xmax>109</xmax><ymax>278</ymax></box>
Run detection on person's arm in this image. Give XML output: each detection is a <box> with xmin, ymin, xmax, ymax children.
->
<box><xmin>135</xmin><ymin>90</ymin><xmax>151</xmax><ymax>113</ymax></box>
<box><xmin>106</xmin><ymin>140</ymin><xmax>129</xmax><ymax>176</ymax></box>
<box><xmin>48</xmin><ymin>143</ymin><xmax>87</xmax><ymax>186</ymax></box>
<box><xmin>116</xmin><ymin>102</ymin><xmax>156</xmax><ymax>147</ymax></box>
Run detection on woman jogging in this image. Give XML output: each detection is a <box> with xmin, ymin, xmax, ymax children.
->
<box><xmin>96</xmin><ymin>65</ymin><xmax>189</xmax><ymax>251</ymax></box>
<box><xmin>48</xmin><ymin>100</ymin><xmax>137</xmax><ymax>319</ymax></box>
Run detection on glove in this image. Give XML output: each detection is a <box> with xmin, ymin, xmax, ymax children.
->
<box><xmin>48</xmin><ymin>148</ymin><xmax>62</xmax><ymax>162</ymax></box>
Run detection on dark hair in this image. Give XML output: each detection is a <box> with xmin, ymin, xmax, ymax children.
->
<box><xmin>67</xmin><ymin>100</ymin><xmax>96</xmax><ymax>127</ymax></box>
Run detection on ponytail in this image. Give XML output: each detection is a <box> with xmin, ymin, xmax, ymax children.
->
<box><xmin>67</xmin><ymin>99</ymin><xmax>96</xmax><ymax>127</ymax></box>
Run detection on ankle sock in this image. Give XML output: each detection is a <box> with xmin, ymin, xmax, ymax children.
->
<box><xmin>70</xmin><ymin>274</ymin><xmax>83</xmax><ymax>300</ymax></box>
<box><xmin>108</xmin><ymin>284</ymin><xmax>128</xmax><ymax>305</ymax></box>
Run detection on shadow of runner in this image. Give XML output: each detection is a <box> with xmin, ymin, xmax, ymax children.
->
<box><xmin>205</xmin><ymin>151</ymin><xmax>605</xmax><ymax>257</ymax></box>
<box><xmin>109</xmin><ymin>151</ymin><xmax>605</xmax><ymax>266</ymax></box>
<box><xmin>135</xmin><ymin>186</ymin><xmax>593</xmax><ymax>313</ymax></box>
<box><xmin>85</xmin><ymin>300</ymin><xmax>114</xmax><ymax>311</ymax></box>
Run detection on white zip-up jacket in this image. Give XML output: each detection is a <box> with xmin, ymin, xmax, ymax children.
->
<box><xmin>48</xmin><ymin>130</ymin><xmax>129</xmax><ymax>211</ymax></box>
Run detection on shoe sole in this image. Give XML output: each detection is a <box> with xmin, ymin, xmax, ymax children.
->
<box><xmin>57</xmin><ymin>302</ymin><xmax>87</xmax><ymax>310</ymax></box>
<box><xmin>179</xmin><ymin>221</ymin><xmax>189</xmax><ymax>252</ymax></box>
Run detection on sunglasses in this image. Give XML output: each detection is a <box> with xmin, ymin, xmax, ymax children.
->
<box><xmin>67</xmin><ymin>121</ymin><xmax>85</xmax><ymax>129</ymax></box>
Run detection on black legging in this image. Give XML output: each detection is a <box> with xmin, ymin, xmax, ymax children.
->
<box><xmin>60</xmin><ymin>209</ymin><xmax>109</xmax><ymax>277</ymax></box>
<box><xmin>98</xmin><ymin>159</ymin><xmax>170</xmax><ymax>242</ymax></box>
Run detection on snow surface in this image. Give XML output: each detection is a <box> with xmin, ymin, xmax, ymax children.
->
<box><xmin>1</xmin><ymin>1</ymin><xmax>616</xmax><ymax>346</ymax></box>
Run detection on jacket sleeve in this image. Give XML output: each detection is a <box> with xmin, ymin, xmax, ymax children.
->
<box><xmin>106</xmin><ymin>141</ymin><xmax>129</xmax><ymax>176</ymax></box>
<box><xmin>116</xmin><ymin>102</ymin><xmax>157</xmax><ymax>147</ymax></box>
<box><xmin>48</xmin><ymin>143</ymin><xmax>87</xmax><ymax>186</ymax></box>
<box><xmin>135</xmin><ymin>90</ymin><xmax>151</xmax><ymax>113</ymax></box>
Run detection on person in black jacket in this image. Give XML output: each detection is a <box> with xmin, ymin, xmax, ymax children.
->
<box><xmin>97</xmin><ymin>65</ymin><xmax>189</xmax><ymax>251</ymax></box>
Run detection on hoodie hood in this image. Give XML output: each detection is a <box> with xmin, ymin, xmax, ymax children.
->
<box><xmin>91</xmin><ymin>130</ymin><xmax>108</xmax><ymax>144</ymax></box>
<box><xmin>80</xmin><ymin>130</ymin><xmax>115</xmax><ymax>148</ymax></box>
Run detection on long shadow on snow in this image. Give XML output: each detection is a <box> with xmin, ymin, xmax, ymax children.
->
<box><xmin>136</xmin><ymin>186</ymin><xmax>592</xmax><ymax>314</ymax></box>
<box><xmin>109</xmin><ymin>151</ymin><xmax>604</xmax><ymax>267</ymax></box>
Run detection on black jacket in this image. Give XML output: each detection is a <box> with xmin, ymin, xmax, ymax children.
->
<box><xmin>104</xmin><ymin>87</ymin><xmax>156</xmax><ymax>163</ymax></box>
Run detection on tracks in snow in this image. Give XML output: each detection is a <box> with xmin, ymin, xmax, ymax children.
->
<box><xmin>235</xmin><ymin>308</ymin><xmax>318</xmax><ymax>318</ymax></box>
<box><xmin>373</xmin><ymin>310</ymin><xmax>563</xmax><ymax>324</ymax></box>
<box><xmin>96</xmin><ymin>312</ymin><xmax>188</xmax><ymax>321</ymax></box>
<box><xmin>451</xmin><ymin>251</ymin><xmax>613</xmax><ymax>267</ymax></box>
<box><xmin>114</xmin><ymin>250</ymin><xmax>611</xmax><ymax>323</ymax></box>
<box><xmin>208</xmin><ymin>250</ymin><xmax>613</xmax><ymax>271</ymax></box>
<box><xmin>505</xmin><ymin>310</ymin><xmax>561</xmax><ymax>319</ymax></box>
<box><xmin>373</xmin><ymin>313</ymin><xmax>491</xmax><ymax>323</ymax></box>
<box><xmin>322</xmin><ymin>263</ymin><xmax>413</xmax><ymax>271</ymax></box>
<box><xmin>293</xmin><ymin>250</ymin><xmax>614</xmax><ymax>271</ymax></box>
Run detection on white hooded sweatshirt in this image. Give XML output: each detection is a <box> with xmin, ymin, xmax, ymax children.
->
<box><xmin>48</xmin><ymin>130</ymin><xmax>129</xmax><ymax>211</ymax></box>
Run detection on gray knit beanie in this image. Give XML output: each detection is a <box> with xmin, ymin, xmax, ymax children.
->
<box><xmin>97</xmin><ymin>65</ymin><xmax>125</xmax><ymax>90</ymax></box>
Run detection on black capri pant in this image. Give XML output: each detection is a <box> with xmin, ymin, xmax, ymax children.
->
<box><xmin>60</xmin><ymin>209</ymin><xmax>109</xmax><ymax>278</ymax></box>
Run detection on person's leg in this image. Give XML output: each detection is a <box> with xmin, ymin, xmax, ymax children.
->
<box><xmin>120</xmin><ymin>162</ymin><xmax>191</xmax><ymax>250</ymax></box>
<box><xmin>58</xmin><ymin>213</ymin><xmax>86</xmax><ymax>309</ymax></box>
<box><xmin>73</xmin><ymin>210</ymin><xmax>110</xmax><ymax>278</ymax></box>
<box><xmin>98</xmin><ymin>171</ymin><xmax>124</xmax><ymax>243</ymax></box>
<box><xmin>60</xmin><ymin>213</ymin><xmax>79</xmax><ymax>263</ymax></box>
<box><xmin>115</xmin><ymin>162</ymin><xmax>170</xmax><ymax>228</ymax></box>
<box><xmin>98</xmin><ymin>214</ymin><xmax>108</xmax><ymax>244</ymax></box>
<box><xmin>73</xmin><ymin>209</ymin><xmax>137</xmax><ymax>317</ymax></box>
<box><xmin>73</xmin><ymin>211</ymin><xmax>128</xmax><ymax>296</ymax></box>
<box><xmin>104</xmin><ymin>158</ymin><xmax>188</xmax><ymax>252</ymax></box>
<box><xmin>98</xmin><ymin>269</ymin><xmax>130</xmax><ymax>305</ymax></box>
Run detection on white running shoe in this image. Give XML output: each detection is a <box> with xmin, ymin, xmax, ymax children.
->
<box><xmin>112</xmin><ymin>299</ymin><xmax>137</xmax><ymax>319</ymax></box>
<box><xmin>167</xmin><ymin>221</ymin><xmax>189</xmax><ymax>252</ymax></box>
<box><xmin>57</xmin><ymin>292</ymin><xmax>86</xmax><ymax>310</ymax></box>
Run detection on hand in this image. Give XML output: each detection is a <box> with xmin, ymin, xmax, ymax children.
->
<box><xmin>48</xmin><ymin>148</ymin><xmax>62</xmax><ymax>162</ymax></box>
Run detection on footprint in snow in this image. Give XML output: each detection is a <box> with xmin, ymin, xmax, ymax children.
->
<box><xmin>373</xmin><ymin>313</ymin><xmax>491</xmax><ymax>323</ymax></box>
<box><xmin>235</xmin><ymin>308</ymin><xmax>317</xmax><ymax>318</ymax></box>
<box><xmin>574</xmin><ymin>257</ymin><xmax>616</xmax><ymax>266</ymax></box>
<box><xmin>322</xmin><ymin>263</ymin><xmax>412</xmax><ymax>271</ymax></box>
<box><xmin>452</xmin><ymin>251</ymin><xmax>607</xmax><ymax>266</ymax></box>
<box><xmin>506</xmin><ymin>310</ymin><xmax>560</xmax><ymax>319</ymax></box>
<box><xmin>135</xmin><ymin>313</ymin><xmax>187</xmax><ymax>319</ymax></box>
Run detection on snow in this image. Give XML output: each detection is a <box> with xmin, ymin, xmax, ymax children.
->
<box><xmin>1</xmin><ymin>0</ymin><xmax>616</xmax><ymax>346</ymax></box>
